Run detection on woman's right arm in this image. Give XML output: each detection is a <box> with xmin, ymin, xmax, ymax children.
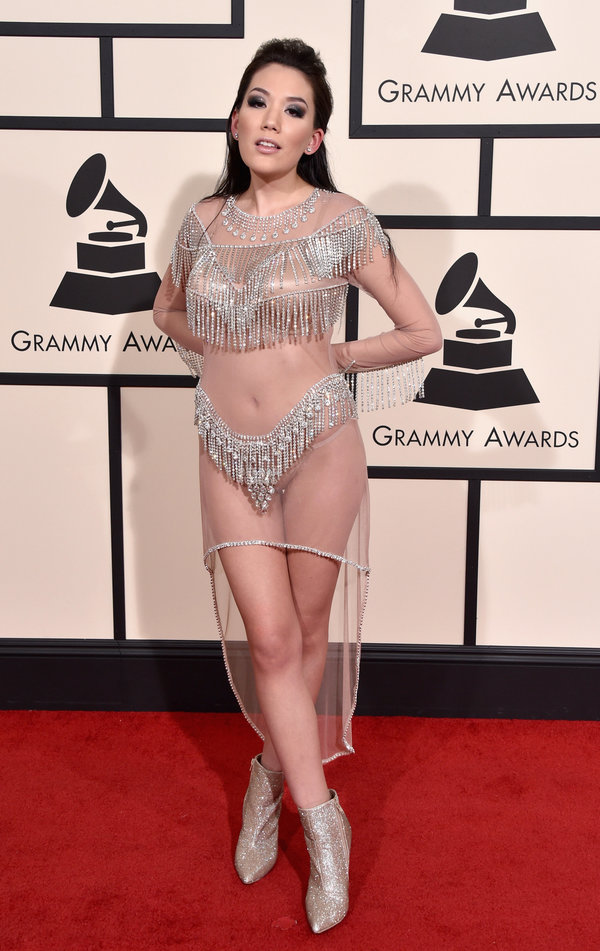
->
<box><xmin>153</xmin><ymin>266</ymin><xmax>203</xmax><ymax>356</ymax></box>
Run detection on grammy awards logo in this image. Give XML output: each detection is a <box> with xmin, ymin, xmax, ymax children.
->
<box><xmin>416</xmin><ymin>252</ymin><xmax>538</xmax><ymax>410</ymax></box>
<box><xmin>51</xmin><ymin>153</ymin><xmax>161</xmax><ymax>315</ymax></box>
<box><xmin>422</xmin><ymin>1</ymin><xmax>555</xmax><ymax>61</ymax></box>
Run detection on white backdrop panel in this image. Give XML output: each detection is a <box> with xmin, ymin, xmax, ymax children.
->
<box><xmin>0</xmin><ymin>385</ymin><xmax>113</xmax><ymax>638</ymax></box>
<box><xmin>360</xmin><ymin>229</ymin><xmax>600</xmax><ymax>471</ymax></box>
<box><xmin>492</xmin><ymin>139</ymin><xmax>600</xmax><ymax>217</ymax></box>
<box><xmin>6</xmin><ymin>1</ymin><xmax>230</xmax><ymax>22</ymax></box>
<box><xmin>331</xmin><ymin>138</ymin><xmax>479</xmax><ymax>217</ymax></box>
<box><xmin>365</xmin><ymin>479</ymin><xmax>467</xmax><ymax>645</ymax></box>
<box><xmin>120</xmin><ymin>386</ymin><xmax>214</xmax><ymax>640</ymax></box>
<box><xmin>0</xmin><ymin>130</ymin><xmax>224</xmax><ymax>375</ymax></box>
<box><xmin>114</xmin><ymin>38</ymin><xmax>241</xmax><ymax>119</ymax></box>
<box><xmin>362</xmin><ymin>0</ymin><xmax>600</xmax><ymax>130</ymax></box>
<box><xmin>0</xmin><ymin>37</ymin><xmax>100</xmax><ymax>117</ymax></box>
<box><xmin>478</xmin><ymin>481</ymin><xmax>600</xmax><ymax>648</ymax></box>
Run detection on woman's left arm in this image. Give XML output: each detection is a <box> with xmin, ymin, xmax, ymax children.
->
<box><xmin>332</xmin><ymin>244</ymin><xmax>442</xmax><ymax>373</ymax></box>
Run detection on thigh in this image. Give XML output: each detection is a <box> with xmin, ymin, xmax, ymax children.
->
<box><xmin>286</xmin><ymin>550</ymin><xmax>340</xmax><ymax>637</ymax></box>
<box><xmin>282</xmin><ymin>419</ymin><xmax>367</xmax><ymax>557</ymax></box>
<box><xmin>217</xmin><ymin>542</ymin><xmax>300</xmax><ymax>646</ymax></box>
<box><xmin>283</xmin><ymin>419</ymin><xmax>367</xmax><ymax>628</ymax></box>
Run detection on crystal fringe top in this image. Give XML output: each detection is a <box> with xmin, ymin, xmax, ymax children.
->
<box><xmin>171</xmin><ymin>189</ymin><xmax>389</xmax><ymax>352</ymax></box>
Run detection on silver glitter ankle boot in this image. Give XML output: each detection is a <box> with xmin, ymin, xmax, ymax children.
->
<box><xmin>298</xmin><ymin>790</ymin><xmax>352</xmax><ymax>933</ymax></box>
<box><xmin>234</xmin><ymin>754</ymin><xmax>284</xmax><ymax>884</ymax></box>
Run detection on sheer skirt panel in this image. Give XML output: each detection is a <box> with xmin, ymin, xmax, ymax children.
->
<box><xmin>200</xmin><ymin>417</ymin><xmax>369</xmax><ymax>763</ymax></box>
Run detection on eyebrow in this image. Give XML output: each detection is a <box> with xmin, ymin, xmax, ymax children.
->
<box><xmin>248</xmin><ymin>86</ymin><xmax>309</xmax><ymax>108</ymax></box>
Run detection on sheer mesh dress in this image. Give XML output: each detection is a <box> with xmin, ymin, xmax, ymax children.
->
<box><xmin>167</xmin><ymin>188</ymin><xmax>425</xmax><ymax>762</ymax></box>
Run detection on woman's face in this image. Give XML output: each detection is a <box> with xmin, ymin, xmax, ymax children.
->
<box><xmin>231</xmin><ymin>63</ymin><xmax>324</xmax><ymax>183</ymax></box>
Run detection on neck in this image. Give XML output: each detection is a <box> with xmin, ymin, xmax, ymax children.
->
<box><xmin>240</xmin><ymin>173</ymin><xmax>314</xmax><ymax>216</ymax></box>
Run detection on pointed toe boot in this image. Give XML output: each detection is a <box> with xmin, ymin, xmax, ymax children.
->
<box><xmin>234</xmin><ymin>755</ymin><xmax>284</xmax><ymax>884</ymax></box>
<box><xmin>298</xmin><ymin>790</ymin><xmax>351</xmax><ymax>933</ymax></box>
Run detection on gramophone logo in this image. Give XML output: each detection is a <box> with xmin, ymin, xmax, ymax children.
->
<box><xmin>51</xmin><ymin>153</ymin><xmax>161</xmax><ymax>315</ymax></box>
<box><xmin>416</xmin><ymin>252</ymin><xmax>538</xmax><ymax>410</ymax></box>
<box><xmin>422</xmin><ymin>1</ymin><xmax>555</xmax><ymax>61</ymax></box>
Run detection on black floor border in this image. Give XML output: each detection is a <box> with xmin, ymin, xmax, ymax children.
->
<box><xmin>1</xmin><ymin>640</ymin><xmax>599</xmax><ymax>719</ymax></box>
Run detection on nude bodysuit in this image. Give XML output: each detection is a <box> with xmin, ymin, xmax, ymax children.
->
<box><xmin>169</xmin><ymin>188</ymin><xmax>425</xmax><ymax>761</ymax></box>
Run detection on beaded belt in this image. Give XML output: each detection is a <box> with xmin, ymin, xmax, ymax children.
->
<box><xmin>194</xmin><ymin>374</ymin><xmax>357</xmax><ymax>512</ymax></box>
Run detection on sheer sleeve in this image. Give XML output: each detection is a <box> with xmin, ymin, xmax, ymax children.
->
<box><xmin>331</xmin><ymin>205</ymin><xmax>442</xmax><ymax>411</ymax></box>
<box><xmin>170</xmin><ymin>205</ymin><xmax>206</xmax><ymax>290</ymax></box>
<box><xmin>153</xmin><ymin>206</ymin><xmax>205</xmax><ymax>377</ymax></box>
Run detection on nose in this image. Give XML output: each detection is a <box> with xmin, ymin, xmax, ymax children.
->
<box><xmin>262</xmin><ymin>105</ymin><xmax>279</xmax><ymax>131</ymax></box>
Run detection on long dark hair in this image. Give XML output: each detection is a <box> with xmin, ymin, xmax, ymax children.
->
<box><xmin>210</xmin><ymin>38</ymin><xmax>337</xmax><ymax>198</ymax></box>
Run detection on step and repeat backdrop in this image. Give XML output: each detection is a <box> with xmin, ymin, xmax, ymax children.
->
<box><xmin>1</xmin><ymin>0</ymin><xmax>599</xmax><ymax>649</ymax></box>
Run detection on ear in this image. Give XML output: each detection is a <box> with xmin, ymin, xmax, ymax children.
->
<box><xmin>306</xmin><ymin>128</ymin><xmax>325</xmax><ymax>155</ymax></box>
<box><xmin>230</xmin><ymin>109</ymin><xmax>239</xmax><ymax>139</ymax></box>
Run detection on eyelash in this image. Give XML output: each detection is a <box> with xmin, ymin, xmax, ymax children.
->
<box><xmin>246</xmin><ymin>96</ymin><xmax>305</xmax><ymax>119</ymax></box>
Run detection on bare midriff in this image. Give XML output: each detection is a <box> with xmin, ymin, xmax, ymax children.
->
<box><xmin>200</xmin><ymin>329</ymin><xmax>340</xmax><ymax>435</ymax></box>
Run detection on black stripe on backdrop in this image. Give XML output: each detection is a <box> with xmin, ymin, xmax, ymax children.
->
<box><xmin>107</xmin><ymin>386</ymin><xmax>126</xmax><ymax>640</ymax></box>
<box><xmin>380</xmin><ymin>216</ymin><xmax>600</xmax><ymax>231</ymax></box>
<box><xmin>0</xmin><ymin>375</ymin><xmax>196</xmax><ymax>388</ymax></box>
<box><xmin>0</xmin><ymin>118</ymin><xmax>229</xmax><ymax>132</ymax></box>
<box><xmin>350</xmin><ymin>122</ymin><xmax>600</xmax><ymax>141</ymax></box>
<box><xmin>477</xmin><ymin>139</ymin><xmax>494</xmax><ymax>217</ymax></box>
<box><xmin>99</xmin><ymin>37</ymin><xmax>115</xmax><ymax>119</ymax></box>
<box><xmin>464</xmin><ymin>481</ymin><xmax>481</xmax><ymax>648</ymax></box>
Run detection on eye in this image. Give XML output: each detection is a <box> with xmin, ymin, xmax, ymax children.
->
<box><xmin>286</xmin><ymin>105</ymin><xmax>306</xmax><ymax>119</ymax></box>
<box><xmin>247</xmin><ymin>95</ymin><xmax>265</xmax><ymax>108</ymax></box>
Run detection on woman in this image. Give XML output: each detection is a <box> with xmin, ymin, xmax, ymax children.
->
<box><xmin>153</xmin><ymin>38</ymin><xmax>441</xmax><ymax>933</ymax></box>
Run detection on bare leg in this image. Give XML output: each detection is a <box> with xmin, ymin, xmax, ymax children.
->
<box><xmin>260</xmin><ymin>422</ymin><xmax>366</xmax><ymax>777</ymax></box>
<box><xmin>260</xmin><ymin>551</ymin><xmax>339</xmax><ymax>772</ymax></box>
<box><xmin>218</xmin><ymin>544</ymin><xmax>329</xmax><ymax>809</ymax></box>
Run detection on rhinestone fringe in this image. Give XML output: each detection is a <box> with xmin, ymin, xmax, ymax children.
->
<box><xmin>357</xmin><ymin>359</ymin><xmax>425</xmax><ymax>412</ymax></box>
<box><xmin>172</xmin><ymin>202</ymin><xmax>389</xmax><ymax>351</ymax></box>
<box><xmin>194</xmin><ymin>374</ymin><xmax>357</xmax><ymax>512</ymax></box>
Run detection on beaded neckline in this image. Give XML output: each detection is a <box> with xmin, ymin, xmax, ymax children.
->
<box><xmin>221</xmin><ymin>188</ymin><xmax>320</xmax><ymax>242</ymax></box>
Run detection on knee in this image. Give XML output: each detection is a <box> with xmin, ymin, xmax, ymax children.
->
<box><xmin>298</xmin><ymin>605</ymin><xmax>330</xmax><ymax>654</ymax></box>
<box><xmin>301</xmin><ymin>623</ymin><xmax>328</xmax><ymax>659</ymax></box>
<box><xmin>247</xmin><ymin>624</ymin><xmax>301</xmax><ymax>677</ymax></box>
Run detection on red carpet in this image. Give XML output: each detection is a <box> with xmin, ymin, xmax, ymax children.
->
<box><xmin>1</xmin><ymin>712</ymin><xmax>599</xmax><ymax>950</ymax></box>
